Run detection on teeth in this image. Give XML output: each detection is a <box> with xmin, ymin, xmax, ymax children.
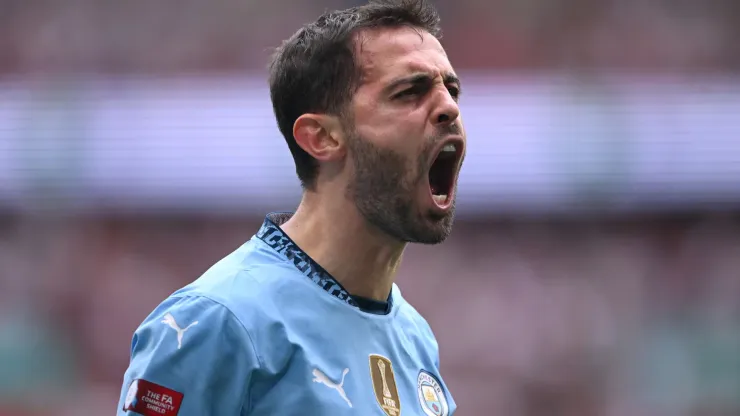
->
<box><xmin>442</xmin><ymin>144</ymin><xmax>456</xmax><ymax>153</ymax></box>
<box><xmin>432</xmin><ymin>194</ymin><xmax>448</xmax><ymax>204</ymax></box>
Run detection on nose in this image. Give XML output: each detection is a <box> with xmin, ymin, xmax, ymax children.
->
<box><xmin>431</xmin><ymin>88</ymin><xmax>460</xmax><ymax>127</ymax></box>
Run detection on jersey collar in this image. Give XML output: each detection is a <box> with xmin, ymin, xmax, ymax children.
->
<box><xmin>256</xmin><ymin>212</ymin><xmax>360</xmax><ymax>309</ymax></box>
<box><xmin>256</xmin><ymin>212</ymin><xmax>393</xmax><ymax>314</ymax></box>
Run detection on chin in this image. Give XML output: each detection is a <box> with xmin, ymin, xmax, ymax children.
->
<box><xmin>406</xmin><ymin>208</ymin><xmax>456</xmax><ymax>245</ymax></box>
<box><xmin>357</xmin><ymin>191</ymin><xmax>457</xmax><ymax>245</ymax></box>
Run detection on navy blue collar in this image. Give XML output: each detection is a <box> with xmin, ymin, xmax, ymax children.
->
<box><xmin>256</xmin><ymin>212</ymin><xmax>392</xmax><ymax>314</ymax></box>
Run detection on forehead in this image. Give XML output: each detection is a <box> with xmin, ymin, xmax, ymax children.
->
<box><xmin>354</xmin><ymin>27</ymin><xmax>453</xmax><ymax>87</ymax></box>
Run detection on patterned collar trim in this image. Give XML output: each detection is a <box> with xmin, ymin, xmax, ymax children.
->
<box><xmin>256</xmin><ymin>212</ymin><xmax>360</xmax><ymax>308</ymax></box>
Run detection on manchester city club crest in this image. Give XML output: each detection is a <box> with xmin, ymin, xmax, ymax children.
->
<box><xmin>417</xmin><ymin>370</ymin><xmax>448</xmax><ymax>416</ymax></box>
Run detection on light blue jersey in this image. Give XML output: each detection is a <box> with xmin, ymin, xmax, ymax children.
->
<box><xmin>118</xmin><ymin>213</ymin><xmax>456</xmax><ymax>415</ymax></box>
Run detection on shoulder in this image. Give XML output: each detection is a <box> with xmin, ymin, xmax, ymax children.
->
<box><xmin>119</xmin><ymin>246</ymin><xmax>306</xmax><ymax>414</ymax></box>
<box><xmin>120</xmin><ymin>294</ymin><xmax>259</xmax><ymax>415</ymax></box>
<box><xmin>131</xmin><ymin>294</ymin><xmax>254</xmax><ymax>358</ymax></box>
<box><xmin>173</xmin><ymin>237</ymin><xmax>303</xmax><ymax>327</ymax></box>
<box><xmin>392</xmin><ymin>284</ymin><xmax>439</xmax><ymax>347</ymax></box>
<box><xmin>149</xmin><ymin>239</ymin><xmax>310</xmax><ymax>364</ymax></box>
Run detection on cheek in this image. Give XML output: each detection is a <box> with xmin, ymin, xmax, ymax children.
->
<box><xmin>357</xmin><ymin>102</ymin><xmax>425</xmax><ymax>142</ymax></box>
<box><xmin>356</xmin><ymin>122</ymin><xmax>417</xmax><ymax>157</ymax></box>
<box><xmin>352</xmin><ymin>115</ymin><xmax>431</xmax><ymax>179</ymax></box>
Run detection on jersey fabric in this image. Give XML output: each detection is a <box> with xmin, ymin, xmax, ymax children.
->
<box><xmin>117</xmin><ymin>212</ymin><xmax>457</xmax><ymax>416</ymax></box>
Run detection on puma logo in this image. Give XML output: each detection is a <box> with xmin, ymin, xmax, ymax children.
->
<box><xmin>161</xmin><ymin>313</ymin><xmax>198</xmax><ymax>349</ymax></box>
<box><xmin>312</xmin><ymin>368</ymin><xmax>352</xmax><ymax>408</ymax></box>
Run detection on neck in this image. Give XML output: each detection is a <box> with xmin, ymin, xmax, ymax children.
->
<box><xmin>280</xmin><ymin>192</ymin><xmax>406</xmax><ymax>302</ymax></box>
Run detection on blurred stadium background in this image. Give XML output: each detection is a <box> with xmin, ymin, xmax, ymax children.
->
<box><xmin>1</xmin><ymin>0</ymin><xmax>739</xmax><ymax>414</ymax></box>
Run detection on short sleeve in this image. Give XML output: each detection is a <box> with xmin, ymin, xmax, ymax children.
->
<box><xmin>116</xmin><ymin>295</ymin><xmax>260</xmax><ymax>415</ymax></box>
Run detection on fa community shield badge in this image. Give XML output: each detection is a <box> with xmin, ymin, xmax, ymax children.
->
<box><xmin>417</xmin><ymin>370</ymin><xmax>448</xmax><ymax>416</ymax></box>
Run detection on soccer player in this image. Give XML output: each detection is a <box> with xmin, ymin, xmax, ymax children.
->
<box><xmin>117</xmin><ymin>0</ymin><xmax>465</xmax><ymax>414</ymax></box>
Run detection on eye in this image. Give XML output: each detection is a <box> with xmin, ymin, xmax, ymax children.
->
<box><xmin>393</xmin><ymin>86</ymin><xmax>423</xmax><ymax>100</ymax></box>
<box><xmin>447</xmin><ymin>85</ymin><xmax>461</xmax><ymax>100</ymax></box>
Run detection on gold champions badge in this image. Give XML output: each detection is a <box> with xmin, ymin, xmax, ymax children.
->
<box><xmin>369</xmin><ymin>354</ymin><xmax>401</xmax><ymax>415</ymax></box>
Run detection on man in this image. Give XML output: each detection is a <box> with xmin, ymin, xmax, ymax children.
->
<box><xmin>117</xmin><ymin>0</ymin><xmax>465</xmax><ymax>414</ymax></box>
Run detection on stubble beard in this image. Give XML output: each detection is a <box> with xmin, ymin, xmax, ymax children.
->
<box><xmin>345</xmin><ymin>130</ymin><xmax>456</xmax><ymax>245</ymax></box>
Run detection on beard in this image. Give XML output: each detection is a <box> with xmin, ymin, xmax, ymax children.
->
<box><xmin>344</xmin><ymin>129</ymin><xmax>457</xmax><ymax>245</ymax></box>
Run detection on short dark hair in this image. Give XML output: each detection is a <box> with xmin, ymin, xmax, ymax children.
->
<box><xmin>268</xmin><ymin>0</ymin><xmax>442</xmax><ymax>190</ymax></box>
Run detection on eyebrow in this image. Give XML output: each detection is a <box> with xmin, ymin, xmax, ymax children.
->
<box><xmin>384</xmin><ymin>72</ymin><xmax>462</xmax><ymax>95</ymax></box>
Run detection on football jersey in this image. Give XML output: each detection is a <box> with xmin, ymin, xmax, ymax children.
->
<box><xmin>117</xmin><ymin>212</ymin><xmax>456</xmax><ymax>415</ymax></box>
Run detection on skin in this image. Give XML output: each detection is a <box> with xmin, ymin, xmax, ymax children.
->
<box><xmin>281</xmin><ymin>26</ymin><xmax>466</xmax><ymax>302</ymax></box>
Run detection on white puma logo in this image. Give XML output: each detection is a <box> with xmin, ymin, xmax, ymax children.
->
<box><xmin>312</xmin><ymin>368</ymin><xmax>352</xmax><ymax>408</ymax></box>
<box><xmin>161</xmin><ymin>313</ymin><xmax>198</xmax><ymax>349</ymax></box>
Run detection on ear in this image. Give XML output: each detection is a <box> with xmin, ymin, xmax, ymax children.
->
<box><xmin>293</xmin><ymin>114</ymin><xmax>346</xmax><ymax>162</ymax></box>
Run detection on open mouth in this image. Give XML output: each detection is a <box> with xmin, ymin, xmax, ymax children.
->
<box><xmin>428</xmin><ymin>141</ymin><xmax>462</xmax><ymax>206</ymax></box>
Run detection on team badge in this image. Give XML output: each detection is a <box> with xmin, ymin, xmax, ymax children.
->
<box><xmin>417</xmin><ymin>370</ymin><xmax>448</xmax><ymax>416</ymax></box>
<box><xmin>369</xmin><ymin>354</ymin><xmax>401</xmax><ymax>416</ymax></box>
<box><xmin>122</xmin><ymin>378</ymin><xmax>184</xmax><ymax>416</ymax></box>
